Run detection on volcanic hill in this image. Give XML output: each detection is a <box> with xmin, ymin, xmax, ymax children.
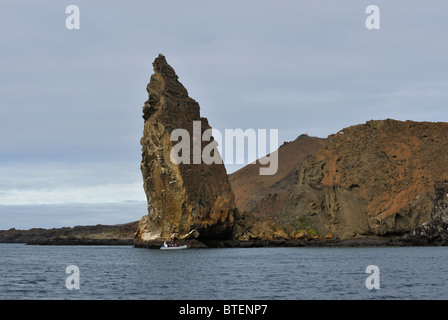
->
<box><xmin>232</xmin><ymin>119</ymin><xmax>448</xmax><ymax>241</ymax></box>
<box><xmin>228</xmin><ymin>134</ymin><xmax>326</xmax><ymax>218</ymax></box>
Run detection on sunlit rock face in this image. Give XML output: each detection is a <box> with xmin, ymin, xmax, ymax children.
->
<box><xmin>281</xmin><ymin>119</ymin><xmax>448</xmax><ymax>239</ymax></box>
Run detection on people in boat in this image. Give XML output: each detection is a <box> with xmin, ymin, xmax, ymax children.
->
<box><xmin>162</xmin><ymin>241</ymin><xmax>182</xmax><ymax>248</ymax></box>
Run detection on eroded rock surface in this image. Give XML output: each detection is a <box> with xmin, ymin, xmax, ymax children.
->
<box><xmin>399</xmin><ymin>181</ymin><xmax>448</xmax><ymax>245</ymax></box>
<box><xmin>135</xmin><ymin>54</ymin><xmax>238</xmax><ymax>243</ymax></box>
<box><xmin>282</xmin><ymin>119</ymin><xmax>448</xmax><ymax>239</ymax></box>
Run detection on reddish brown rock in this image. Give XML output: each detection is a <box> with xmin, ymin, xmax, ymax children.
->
<box><xmin>229</xmin><ymin>134</ymin><xmax>326</xmax><ymax>218</ymax></box>
<box><xmin>282</xmin><ymin>119</ymin><xmax>448</xmax><ymax>239</ymax></box>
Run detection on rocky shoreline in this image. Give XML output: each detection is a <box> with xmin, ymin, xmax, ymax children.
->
<box><xmin>2</xmin><ymin>218</ymin><xmax>447</xmax><ymax>247</ymax></box>
<box><xmin>25</xmin><ymin>238</ymin><xmax>135</xmax><ymax>245</ymax></box>
<box><xmin>2</xmin><ymin>223</ymin><xmax>447</xmax><ymax>248</ymax></box>
<box><xmin>0</xmin><ymin>232</ymin><xmax>437</xmax><ymax>247</ymax></box>
<box><xmin>134</xmin><ymin>235</ymin><xmax>447</xmax><ymax>249</ymax></box>
<box><xmin>0</xmin><ymin>221</ymin><xmax>138</xmax><ymax>246</ymax></box>
<box><xmin>1</xmin><ymin>234</ymin><xmax>446</xmax><ymax>247</ymax></box>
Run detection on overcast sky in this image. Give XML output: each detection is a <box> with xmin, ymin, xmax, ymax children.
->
<box><xmin>1</xmin><ymin>1</ymin><xmax>448</xmax><ymax>229</ymax></box>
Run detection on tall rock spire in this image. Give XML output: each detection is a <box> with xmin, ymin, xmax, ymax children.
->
<box><xmin>135</xmin><ymin>54</ymin><xmax>238</xmax><ymax>243</ymax></box>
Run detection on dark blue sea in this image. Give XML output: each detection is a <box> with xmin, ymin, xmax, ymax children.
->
<box><xmin>0</xmin><ymin>243</ymin><xmax>447</xmax><ymax>300</ymax></box>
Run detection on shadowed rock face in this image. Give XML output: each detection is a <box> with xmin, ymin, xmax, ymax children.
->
<box><xmin>135</xmin><ymin>54</ymin><xmax>238</xmax><ymax>242</ymax></box>
<box><xmin>281</xmin><ymin>119</ymin><xmax>448</xmax><ymax>239</ymax></box>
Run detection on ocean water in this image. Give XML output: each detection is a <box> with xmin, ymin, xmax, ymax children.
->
<box><xmin>0</xmin><ymin>243</ymin><xmax>447</xmax><ymax>300</ymax></box>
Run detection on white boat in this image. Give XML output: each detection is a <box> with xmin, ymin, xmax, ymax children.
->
<box><xmin>160</xmin><ymin>242</ymin><xmax>188</xmax><ymax>250</ymax></box>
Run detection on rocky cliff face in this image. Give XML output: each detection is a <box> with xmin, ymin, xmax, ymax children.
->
<box><xmin>281</xmin><ymin>119</ymin><xmax>448</xmax><ymax>239</ymax></box>
<box><xmin>135</xmin><ymin>54</ymin><xmax>238</xmax><ymax>242</ymax></box>
<box><xmin>399</xmin><ymin>180</ymin><xmax>448</xmax><ymax>245</ymax></box>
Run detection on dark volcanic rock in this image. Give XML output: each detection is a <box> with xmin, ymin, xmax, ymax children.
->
<box><xmin>398</xmin><ymin>181</ymin><xmax>448</xmax><ymax>246</ymax></box>
<box><xmin>0</xmin><ymin>222</ymin><xmax>138</xmax><ymax>245</ymax></box>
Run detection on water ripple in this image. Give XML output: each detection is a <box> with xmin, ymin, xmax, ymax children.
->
<box><xmin>0</xmin><ymin>244</ymin><xmax>447</xmax><ymax>299</ymax></box>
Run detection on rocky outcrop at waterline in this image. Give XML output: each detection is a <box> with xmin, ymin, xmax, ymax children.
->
<box><xmin>135</xmin><ymin>54</ymin><xmax>242</xmax><ymax>243</ymax></box>
<box><xmin>0</xmin><ymin>222</ymin><xmax>138</xmax><ymax>245</ymax></box>
<box><xmin>397</xmin><ymin>181</ymin><xmax>448</xmax><ymax>246</ymax></box>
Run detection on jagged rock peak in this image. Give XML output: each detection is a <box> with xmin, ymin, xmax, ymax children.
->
<box><xmin>152</xmin><ymin>54</ymin><xmax>177</xmax><ymax>78</ymax></box>
<box><xmin>142</xmin><ymin>55</ymin><xmax>195</xmax><ymax>122</ymax></box>
<box><xmin>151</xmin><ymin>53</ymin><xmax>186</xmax><ymax>94</ymax></box>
